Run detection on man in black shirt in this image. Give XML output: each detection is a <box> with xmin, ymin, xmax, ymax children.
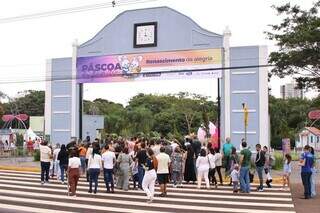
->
<box><xmin>255</xmin><ymin>144</ymin><xmax>266</xmax><ymax>192</ymax></box>
<box><xmin>136</xmin><ymin>142</ymin><xmax>148</xmax><ymax>189</ymax></box>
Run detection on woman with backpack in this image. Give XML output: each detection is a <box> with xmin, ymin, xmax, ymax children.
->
<box><xmin>142</xmin><ymin>148</ymin><xmax>158</xmax><ymax>203</ymax></box>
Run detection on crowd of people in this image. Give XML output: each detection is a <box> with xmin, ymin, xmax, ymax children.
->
<box><xmin>37</xmin><ymin>135</ymin><xmax>318</xmax><ymax>202</ymax></box>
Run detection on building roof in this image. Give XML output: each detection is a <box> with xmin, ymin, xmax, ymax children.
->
<box><xmin>305</xmin><ymin>127</ymin><xmax>320</xmax><ymax>136</ymax></box>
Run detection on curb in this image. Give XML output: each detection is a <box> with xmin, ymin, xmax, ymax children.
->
<box><xmin>0</xmin><ymin>166</ymin><xmax>40</xmax><ymax>173</ymax></box>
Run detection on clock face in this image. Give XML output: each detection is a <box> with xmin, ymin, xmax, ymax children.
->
<box><xmin>134</xmin><ymin>22</ymin><xmax>157</xmax><ymax>48</ymax></box>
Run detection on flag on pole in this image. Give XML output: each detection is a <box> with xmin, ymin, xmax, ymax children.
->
<box><xmin>244</xmin><ymin>105</ymin><xmax>248</xmax><ymax>127</ymax></box>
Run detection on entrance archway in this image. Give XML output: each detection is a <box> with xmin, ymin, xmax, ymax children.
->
<box><xmin>45</xmin><ymin>6</ymin><xmax>269</xmax><ymax>149</ymax></box>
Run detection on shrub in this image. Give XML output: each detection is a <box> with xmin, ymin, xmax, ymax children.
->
<box><xmin>16</xmin><ymin>134</ymin><xmax>24</xmax><ymax>147</ymax></box>
<box><xmin>272</xmin><ymin>152</ymin><xmax>284</xmax><ymax>170</ymax></box>
<box><xmin>33</xmin><ymin>150</ymin><xmax>40</xmax><ymax>161</ymax></box>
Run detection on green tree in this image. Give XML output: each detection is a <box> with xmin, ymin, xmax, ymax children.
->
<box><xmin>269</xmin><ymin>96</ymin><xmax>311</xmax><ymax>148</ymax></box>
<box><xmin>126</xmin><ymin>106</ymin><xmax>154</xmax><ymax>134</ymax></box>
<box><xmin>0</xmin><ymin>91</ymin><xmax>4</xmax><ymax>121</ymax></box>
<box><xmin>3</xmin><ymin>90</ymin><xmax>45</xmax><ymax>116</ymax></box>
<box><xmin>266</xmin><ymin>1</ymin><xmax>320</xmax><ymax>89</ymax></box>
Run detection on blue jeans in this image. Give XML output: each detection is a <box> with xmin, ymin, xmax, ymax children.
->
<box><xmin>60</xmin><ymin>164</ymin><xmax>67</xmax><ymax>182</ymax></box>
<box><xmin>256</xmin><ymin>166</ymin><xmax>264</xmax><ymax>189</ymax></box>
<box><xmin>311</xmin><ymin>168</ymin><xmax>317</xmax><ymax>197</ymax></box>
<box><xmin>103</xmin><ymin>168</ymin><xmax>114</xmax><ymax>191</ymax></box>
<box><xmin>138</xmin><ymin>165</ymin><xmax>145</xmax><ymax>189</ymax></box>
<box><xmin>89</xmin><ymin>168</ymin><xmax>100</xmax><ymax>193</ymax></box>
<box><xmin>301</xmin><ymin>172</ymin><xmax>312</xmax><ymax>198</ymax></box>
<box><xmin>240</xmin><ymin>166</ymin><xmax>250</xmax><ymax>193</ymax></box>
<box><xmin>80</xmin><ymin>157</ymin><xmax>86</xmax><ymax>173</ymax></box>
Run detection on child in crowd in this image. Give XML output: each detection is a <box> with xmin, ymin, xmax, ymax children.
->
<box><xmin>230</xmin><ymin>164</ymin><xmax>240</xmax><ymax>193</ymax></box>
<box><xmin>282</xmin><ymin>154</ymin><xmax>292</xmax><ymax>191</ymax></box>
<box><xmin>131</xmin><ymin>158</ymin><xmax>139</xmax><ymax>190</ymax></box>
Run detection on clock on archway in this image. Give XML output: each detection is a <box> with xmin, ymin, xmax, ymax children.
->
<box><xmin>133</xmin><ymin>22</ymin><xmax>157</xmax><ymax>48</ymax></box>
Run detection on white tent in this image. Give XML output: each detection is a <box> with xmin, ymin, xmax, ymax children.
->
<box><xmin>24</xmin><ymin>128</ymin><xmax>40</xmax><ymax>141</ymax></box>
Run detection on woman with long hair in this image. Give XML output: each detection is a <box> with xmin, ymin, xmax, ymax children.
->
<box><xmin>208</xmin><ymin>148</ymin><xmax>217</xmax><ymax>187</ymax></box>
<box><xmin>58</xmin><ymin>144</ymin><xmax>68</xmax><ymax>184</ymax></box>
<box><xmin>171</xmin><ymin>146</ymin><xmax>184</xmax><ymax>188</ymax></box>
<box><xmin>88</xmin><ymin>147</ymin><xmax>102</xmax><ymax>194</ymax></box>
<box><xmin>117</xmin><ymin>147</ymin><xmax>132</xmax><ymax>191</ymax></box>
<box><xmin>282</xmin><ymin>154</ymin><xmax>292</xmax><ymax>191</ymax></box>
<box><xmin>184</xmin><ymin>145</ymin><xmax>196</xmax><ymax>184</ymax></box>
<box><xmin>142</xmin><ymin>148</ymin><xmax>158</xmax><ymax>203</ymax></box>
<box><xmin>68</xmin><ymin>150</ymin><xmax>81</xmax><ymax>197</ymax></box>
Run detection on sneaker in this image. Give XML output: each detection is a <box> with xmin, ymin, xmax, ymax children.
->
<box><xmin>41</xmin><ymin>181</ymin><xmax>45</xmax><ymax>185</ymax></box>
<box><xmin>258</xmin><ymin>188</ymin><xmax>264</xmax><ymax>192</ymax></box>
<box><xmin>159</xmin><ymin>193</ymin><xmax>165</xmax><ymax>197</ymax></box>
<box><xmin>173</xmin><ymin>184</ymin><xmax>177</xmax><ymax>188</ymax></box>
<box><xmin>62</xmin><ymin>181</ymin><xmax>65</xmax><ymax>184</ymax></box>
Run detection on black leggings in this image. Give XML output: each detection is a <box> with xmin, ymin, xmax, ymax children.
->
<box><xmin>216</xmin><ymin>166</ymin><xmax>223</xmax><ymax>184</ymax></box>
<box><xmin>208</xmin><ymin>168</ymin><xmax>217</xmax><ymax>185</ymax></box>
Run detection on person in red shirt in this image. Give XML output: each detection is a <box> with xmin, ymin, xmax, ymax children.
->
<box><xmin>27</xmin><ymin>137</ymin><xmax>34</xmax><ymax>156</ymax></box>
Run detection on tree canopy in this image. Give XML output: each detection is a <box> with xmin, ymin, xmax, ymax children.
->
<box><xmin>267</xmin><ymin>1</ymin><xmax>320</xmax><ymax>89</ymax></box>
<box><xmin>84</xmin><ymin>92</ymin><xmax>217</xmax><ymax>140</ymax></box>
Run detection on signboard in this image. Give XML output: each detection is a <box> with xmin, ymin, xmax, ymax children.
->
<box><xmin>282</xmin><ymin>138</ymin><xmax>291</xmax><ymax>155</ymax></box>
<box><xmin>76</xmin><ymin>48</ymin><xmax>222</xmax><ymax>83</ymax></box>
<box><xmin>308</xmin><ymin>110</ymin><xmax>320</xmax><ymax>120</ymax></box>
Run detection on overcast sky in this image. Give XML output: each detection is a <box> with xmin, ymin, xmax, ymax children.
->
<box><xmin>0</xmin><ymin>0</ymin><xmax>316</xmax><ymax>105</ymax></box>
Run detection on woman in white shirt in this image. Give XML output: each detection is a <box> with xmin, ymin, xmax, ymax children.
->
<box><xmin>196</xmin><ymin>149</ymin><xmax>210</xmax><ymax>189</ymax></box>
<box><xmin>68</xmin><ymin>150</ymin><xmax>81</xmax><ymax>197</ymax></box>
<box><xmin>88</xmin><ymin>148</ymin><xmax>102</xmax><ymax>194</ymax></box>
<box><xmin>214</xmin><ymin>148</ymin><xmax>223</xmax><ymax>185</ymax></box>
<box><xmin>208</xmin><ymin>148</ymin><xmax>218</xmax><ymax>187</ymax></box>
